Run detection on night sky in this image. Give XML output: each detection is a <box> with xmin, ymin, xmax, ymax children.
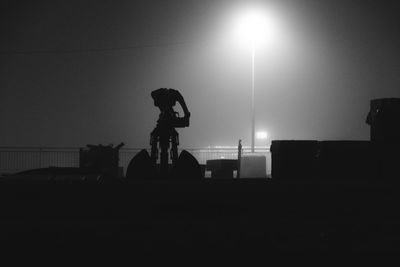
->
<box><xmin>1</xmin><ymin>0</ymin><xmax>399</xmax><ymax>149</ymax></box>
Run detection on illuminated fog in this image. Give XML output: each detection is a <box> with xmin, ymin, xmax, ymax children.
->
<box><xmin>0</xmin><ymin>0</ymin><xmax>399</xmax><ymax>148</ymax></box>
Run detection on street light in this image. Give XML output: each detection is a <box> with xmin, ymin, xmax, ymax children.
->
<box><xmin>256</xmin><ymin>131</ymin><xmax>268</xmax><ymax>140</ymax></box>
<box><xmin>233</xmin><ymin>7</ymin><xmax>281</xmax><ymax>152</ymax></box>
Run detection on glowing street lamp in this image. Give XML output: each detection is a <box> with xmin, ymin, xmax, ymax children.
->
<box><xmin>233</xmin><ymin>7</ymin><xmax>281</xmax><ymax>152</ymax></box>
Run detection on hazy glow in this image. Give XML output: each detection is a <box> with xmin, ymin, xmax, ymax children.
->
<box><xmin>231</xmin><ymin>6</ymin><xmax>285</xmax><ymax>50</ymax></box>
<box><xmin>256</xmin><ymin>131</ymin><xmax>268</xmax><ymax>140</ymax></box>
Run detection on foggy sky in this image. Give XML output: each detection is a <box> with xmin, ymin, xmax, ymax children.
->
<box><xmin>1</xmin><ymin>0</ymin><xmax>399</xmax><ymax>148</ymax></box>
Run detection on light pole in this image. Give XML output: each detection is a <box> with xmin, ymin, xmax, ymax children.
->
<box><xmin>235</xmin><ymin>10</ymin><xmax>267</xmax><ymax>153</ymax></box>
<box><xmin>233</xmin><ymin>6</ymin><xmax>282</xmax><ymax>153</ymax></box>
<box><xmin>251</xmin><ymin>43</ymin><xmax>255</xmax><ymax>152</ymax></box>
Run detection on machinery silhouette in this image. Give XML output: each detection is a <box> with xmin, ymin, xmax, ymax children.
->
<box><xmin>126</xmin><ymin>88</ymin><xmax>203</xmax><ymax>179</ymax></box>
<box><xmin>150</xmin><ymin>88</ymin><xmax>191</xmax><ymax>177</ymax></box>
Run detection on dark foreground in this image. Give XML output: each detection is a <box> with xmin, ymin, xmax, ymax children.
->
<box><xmin>1</xmin><ymin>177</ymin><xmax>400</xmax><ymax>256</ymax></box>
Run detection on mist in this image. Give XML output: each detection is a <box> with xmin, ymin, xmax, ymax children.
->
<box><xmin>1</xmin><ymin>0</ymin><xmax>399</xmax><ymax>148</ymax></box>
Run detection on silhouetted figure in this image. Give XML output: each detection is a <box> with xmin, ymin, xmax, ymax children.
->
<box><xmin>150</xmin><ymin>88</ymin><xmax>190</xmax><ymax>178</ymax></box>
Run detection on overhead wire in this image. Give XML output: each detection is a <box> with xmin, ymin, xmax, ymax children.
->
<box><xmin>0</xmin><ymin>39</ymin><xmax>211</xmax><ymax>55</ymax></box>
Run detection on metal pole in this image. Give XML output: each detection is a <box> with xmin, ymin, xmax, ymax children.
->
<box><xmin>251</xmin><ymin>44</ymin><xmax>255</xmax><ymax>153</ymax></box>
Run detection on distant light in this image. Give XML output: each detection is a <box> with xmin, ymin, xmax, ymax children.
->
<box><xmin>256</xmin><ymin>131</ymin><xmax>268</xmax><ymax>140</ymax></box>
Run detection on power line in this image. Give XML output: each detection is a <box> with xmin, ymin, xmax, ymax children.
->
<box><xmin>0</xmin><ymin>40</ymin><xmax>210</xmax><ymax>55</ymax></box>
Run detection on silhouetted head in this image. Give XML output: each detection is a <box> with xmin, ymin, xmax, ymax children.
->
<box><xmin>151</xmin><ymin>88</ymin><xmax>176</xmax><ymax>112</ymax></box>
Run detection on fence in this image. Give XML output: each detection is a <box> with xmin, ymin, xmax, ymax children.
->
<box><xmin>0</xmin><ymin>146</ymin><xmax>271</xmax><ymax>177</ymax></box>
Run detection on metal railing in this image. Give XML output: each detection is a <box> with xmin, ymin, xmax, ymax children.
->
<box><xmin>0</xmin><ymin>146</ymin><xmax>271</xmax><ymax>176</ymax></box>
<box><xmin>0</xmin><ymin>147</ymin><xmax>80</xmax><ymax>174</ymax></box>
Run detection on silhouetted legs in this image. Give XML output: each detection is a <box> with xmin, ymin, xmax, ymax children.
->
<box><xmin>150</xmin><ymin>126</ymin><xmax>179</xmax><ymax>177</ymax></box>
<box><xmin>170</xmin><ymin>130</ymin><xmax>179</xmax><ymax>165</ymax></box>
